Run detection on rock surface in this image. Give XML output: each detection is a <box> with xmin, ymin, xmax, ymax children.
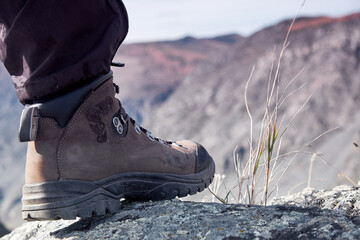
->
<box><xmin>2</xmin><ymin>186</ymin><xmax>360</xmax><ymax>240</ymax></box>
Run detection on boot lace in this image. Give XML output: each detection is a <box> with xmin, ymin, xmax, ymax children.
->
<box><xmin>129</xmin><ymin>117</ymin><xmax>186</xmax><ymax>148</ymax></box>
<box><xmin>112</xmin><ymin>89</ymin><xmax>185</xmax><ymax>148</ymax></box>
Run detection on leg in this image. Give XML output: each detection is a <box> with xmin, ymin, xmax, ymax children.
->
<box><xmin>0</xmin><ymin>0</ymin><xmax>128</xmax><ymax>104</ymax></box>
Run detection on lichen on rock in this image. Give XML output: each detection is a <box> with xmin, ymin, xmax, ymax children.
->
<box><xmin>2</xmin><ymin>186</ymin><xmax>360</xmax><ymax>240</ymax></box>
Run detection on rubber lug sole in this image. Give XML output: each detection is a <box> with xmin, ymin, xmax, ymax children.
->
<box><xmin>22</xmin><ymin>160</ymin><xmax>215</xmax><ymax>221</ymax></box>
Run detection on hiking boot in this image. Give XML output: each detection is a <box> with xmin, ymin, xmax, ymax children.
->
<box><xmin>19</xmin><ymin>71</ymin><xmax>215</xmax><ymax>220</ymax></box>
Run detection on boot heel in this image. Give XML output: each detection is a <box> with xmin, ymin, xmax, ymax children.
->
<box><xmin>22</xmin><ymin>180</ymin><xmax>121</xmax><ymax>220</ymax></box>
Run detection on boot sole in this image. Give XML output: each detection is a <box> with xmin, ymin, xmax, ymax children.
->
<box><xmin>22</xmin><ymin>160</ymin><xmax>215</xmax><ymax>221</ymax></box>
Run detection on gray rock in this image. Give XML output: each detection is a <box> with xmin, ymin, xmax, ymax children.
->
<box><xmin>2</xmin><ymin>186</ymin><xmax>360</xmax><ymax>240</ymax></box>
<box><xmin>271</xmin><ymin>185</ymin><xmax>360</xmax><ymax>217</ymax></box>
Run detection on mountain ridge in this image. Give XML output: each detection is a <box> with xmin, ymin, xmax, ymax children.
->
<box><xmin>143</xmin><ymin>12</ymin><xmax>360</xmax><ymax>198</ymax></box>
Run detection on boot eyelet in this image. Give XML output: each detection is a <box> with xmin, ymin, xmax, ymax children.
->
<box><xmin>172</xmin><ymin>142</ymin><xmax>187</xmax><ymax>149</ymax></box>
<box><xmin>159</xmin><ymin>139</ymin><xmax>169</xmax><ymax>147</ymax></box>
<box><xmin>117</xmin><ymin>125</ymin><xmax>123</xmax><ymax>134</ymax></box>
<box><xmin>113</xmin><ymin>117</ymin><xmax>124</xmax><ymax>134</ymax></box>
<box><xmin>146</xmin><ymin>131</ymin><xmax>155</xmax><ymax>141</ymax></box>
<box><xmin>134</xmin><ymin>124</ymin><xmax>141</xmax><ymax>134</ymax></box>
<box><xmin>121</xmin><ymin>115</ymin><xmax>126</xmax><ymax>124</ymax></box>
<box><xmin>113</xmin><ymin>117</ymin><xmax>120</xmax><ymax>127</ymax></box>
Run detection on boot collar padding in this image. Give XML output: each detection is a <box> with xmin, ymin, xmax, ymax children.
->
<box><xmin>19</xmin><ymin>71</ymin><xmax>113</xmax><ymax>142</ymax></box>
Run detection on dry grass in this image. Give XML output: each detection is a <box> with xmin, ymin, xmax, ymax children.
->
<box><xmin>208</xmin><ymin>0</ymin><xmax>359</xmax><ymax>205</ymax></box>
<box><xmin>229</xmin><ymin>1</ymin><xmax>308</xmax><ymax>205</ymax></box>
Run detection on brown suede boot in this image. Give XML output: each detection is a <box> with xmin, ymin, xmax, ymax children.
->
<box><xmin>19</xmin><ymin>71</ymin><xmax>215</xmax><ymax>220</ymax></box>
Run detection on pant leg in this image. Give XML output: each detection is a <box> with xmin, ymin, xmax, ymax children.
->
<box><xmin>0</xmin><ymin>0</ymin><xmax>128</xmax><ymax>104</ymax></box>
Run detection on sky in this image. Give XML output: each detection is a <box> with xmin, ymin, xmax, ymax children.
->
<box><xmin>122</xmin><ymin>0</ymin><xmax>360</xmax><ymax>43</ymax></box>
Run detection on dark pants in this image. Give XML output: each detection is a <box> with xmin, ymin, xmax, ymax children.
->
<box><xmin>0</xmin><ymin>0</ymin><xmax>128</xmax><ymax>104</ymax></box>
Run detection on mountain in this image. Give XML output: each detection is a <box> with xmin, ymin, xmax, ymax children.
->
<box><xmin>0</xmin><ymin>13</ymin><xmax>359</xmax><ymax>229</ymax></box>
<box><xmin>0</xmin><ymin>66</ymin><xmax>26</xmax><ymax>230</ymax></box>
<box><xmin>143</xmin><ymin>13</ymin><xmax>360</xmax><ymax>197</ymax></box>
<box><xmin>113</xmin><ymin>34</ymin><xmax>243</xmax><ymax>121</ymax></box>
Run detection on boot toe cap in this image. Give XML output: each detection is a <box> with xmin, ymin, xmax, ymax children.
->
<box><xmin>194</xmin><ymin>143</ymin><xmax>214</xmax><ymax>173</ymax></box>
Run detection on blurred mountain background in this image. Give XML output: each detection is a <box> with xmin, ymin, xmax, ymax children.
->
<box><xmin>0</xmin><ymin>12</ymin><xmax>359</xmax><ymax>233</ymax></box>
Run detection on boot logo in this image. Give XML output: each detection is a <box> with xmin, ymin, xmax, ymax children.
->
<box><xmin>86</xmin><ymin>96</ymin><xmax>113</xmax><ymax>143</ymax></box>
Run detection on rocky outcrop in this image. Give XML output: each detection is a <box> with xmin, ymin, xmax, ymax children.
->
<box><xmin>2</xmin><ymin>186</ymin><xmax>359</xmax><ymax>240</ymax></box>
<box><xmin>113</xmin><ymin>34</ymin><xmax>243</xmax><ymax>120</ymax></box>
